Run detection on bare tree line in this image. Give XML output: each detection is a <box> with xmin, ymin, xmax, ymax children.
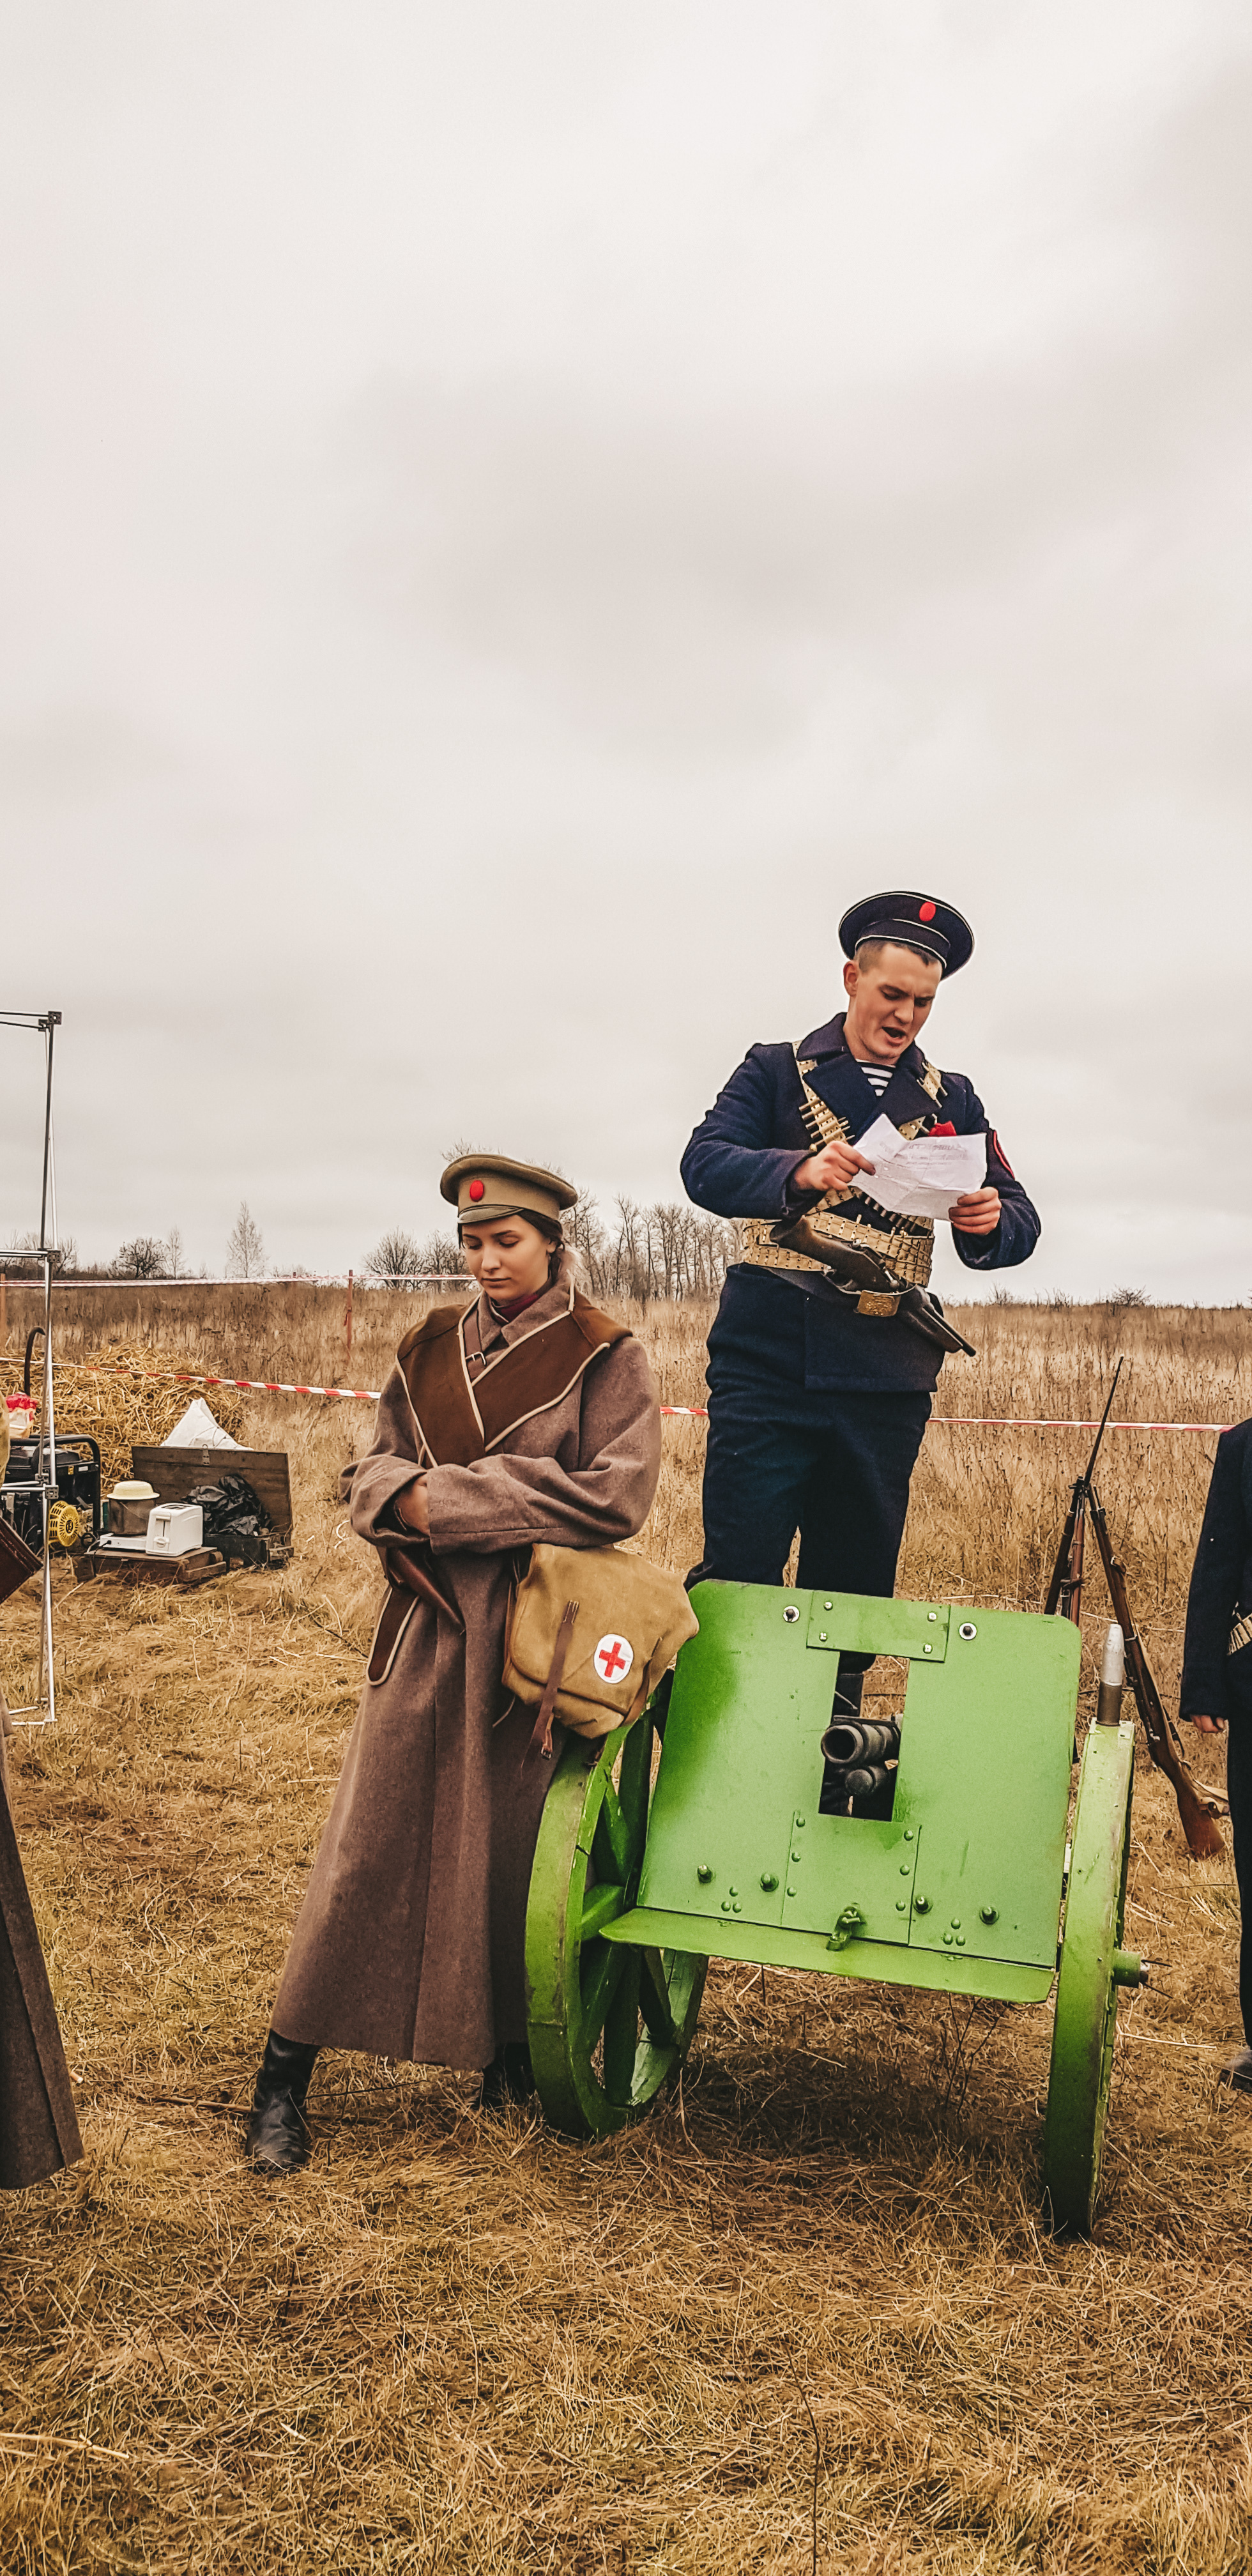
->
<box><xmin>4</xmin><ymin>1206</ymin><xmax>257</xmax><ymax>1281</ymax></box>
<box><xmin>567</xmin><ymin>1193</ymin><xmax>744</xmax><ymax>1302</ymax></box>
<box><xmin>363</xmin><ymin>1195</ymin><xmax>744</xmax><ymax>1301</ymax></box>
<box><xmin>7</xmin><ymin>1195</ymin><xmax>743</xmax><ymax>1300</ymax></box>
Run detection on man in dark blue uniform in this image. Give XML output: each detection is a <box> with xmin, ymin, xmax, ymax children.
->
<box><xmin>1180</xmin><ymin>1420</ymin><xmax>1252</xmax><ymax>2094</ymax></box>
<box><xmin>681</xmin><ymin>891</ymin><xmax>1039</xmax><ymax>1798</ymax></box>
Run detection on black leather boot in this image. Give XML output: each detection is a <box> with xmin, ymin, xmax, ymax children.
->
<box><xmin>477</xmin><ymin>2042</ymin><xmax>535</xmax><ymax>2113</ymax></box>
<box><xmin>245</xmin><ymin>2030</ymin><xmax>319</xmax><ymax>2172</ymax></box>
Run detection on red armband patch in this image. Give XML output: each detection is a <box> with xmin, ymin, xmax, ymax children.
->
<box><xmin>989</xmin><ymin>1128</ymin><xmax>1014</xmax><ymax>1177</ymax></box>
<box><xmin>929</xmin><ymin>1121</ymin><xmax>956</xmax><ymax>1137</ymax></box>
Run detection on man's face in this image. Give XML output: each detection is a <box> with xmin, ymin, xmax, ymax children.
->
<box><xmin>842</xmin><ymin>944</ymin><xmax>942</xmax><ymax>1062</ymax></box>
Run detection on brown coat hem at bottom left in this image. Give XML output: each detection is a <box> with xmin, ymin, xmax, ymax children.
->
<box><xmin>0</xmin><ymin>1726</ymin><xmax>82</xmax><ymax>2190</ymax></box>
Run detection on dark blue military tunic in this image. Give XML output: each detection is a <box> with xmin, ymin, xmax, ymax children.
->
<box><xmin>680</xmin><ymin>1009</ymin><xmax>1041</xmax><ymax>1671</ymax></box>
<box><xmin>682</xmin><ymin>1008</ymin><xmax>1040</xmax><ymax>1399</ymax></box>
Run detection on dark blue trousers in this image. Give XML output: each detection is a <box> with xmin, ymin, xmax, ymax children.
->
<box><xmin>692</xmin><ymin>1380</ymin><xmax>932</xmax><ymax>1602</ymax></box>
<box><xmin>691</xmin><ymin>1376</ymin><xmax>931</xmax><ymax>1816</ymax></box>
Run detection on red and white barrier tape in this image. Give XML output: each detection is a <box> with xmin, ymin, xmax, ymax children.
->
<box><xmin>3</xmin><ymin>1273</ymin><xmax>469</xmax><ymax>1291</ymax></box>
<box><xmin>0</xmin><ymin>1358</ymin><xmax>1233</xmax><ymax>1432</ymax></box>
<box><xmin>660</xmin><ymin>1408</ymin><xmax>1232</xmax><ymax>1431</ymax></box>
<box><xmin>933</xmin><ymin>1415</ymin><xmax>1231</xmax><ymax>1433</ymax></box>
<box><xmin>3</xmin><ymin>1361</ymin><xmax>385</xmax><ymax>1404</ymax></box>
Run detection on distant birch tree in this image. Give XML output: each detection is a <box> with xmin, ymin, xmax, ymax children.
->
<box><xmin>227</xmin><ymin>1202</ymin><xmax>264</xmax><ymax>1278</ymax></box>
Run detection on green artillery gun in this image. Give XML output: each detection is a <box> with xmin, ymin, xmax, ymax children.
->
<box><xmin>524</xmin><ymin>1581</ymin><xmax>1144</xmax><ymax>2235</ymax></box>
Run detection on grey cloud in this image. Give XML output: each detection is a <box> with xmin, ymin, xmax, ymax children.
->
<box><xmin>0</xmin><ymin>706</ymin><xmax>180</xmax><ymax>802</ymax></box>
<box><xmin>2</xmin><ymin>7</ymin><xmax>1250</xmax><ymax>1296</ymax></box>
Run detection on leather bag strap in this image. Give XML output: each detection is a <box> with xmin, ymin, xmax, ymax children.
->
<box><xmin>526</xmin><ymin>1597</ymin><xmax>579</xmax><ymax>1765</ymax></box>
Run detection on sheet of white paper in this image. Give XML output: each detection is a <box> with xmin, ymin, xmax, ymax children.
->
<box><xmin>850</xmin><ymin>1115</ymin><xmax>987</xmax><ymax>1221</ymax></box>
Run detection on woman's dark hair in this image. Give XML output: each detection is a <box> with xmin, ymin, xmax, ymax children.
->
<box><xmin>457</xmin><ymin>1206</ymin><xmax>563</xmax><ymax>1244</ymax></box>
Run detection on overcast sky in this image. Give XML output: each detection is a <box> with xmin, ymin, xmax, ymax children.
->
<box><xmin>3</xmin><ymin>1</ymin><xmax>1251</xmax><ymax>1300</ymax></box>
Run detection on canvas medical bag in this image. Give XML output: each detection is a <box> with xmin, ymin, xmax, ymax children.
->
<box><xmin>503</xmin><ymin>1542</ymin><xmax>699</xmax><ymax>1759</ymax></box>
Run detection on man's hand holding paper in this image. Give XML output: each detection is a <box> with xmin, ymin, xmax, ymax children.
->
<box><xmin>847</xmin><ymin>1114</ymin><xmax>991</xmax><ymax>1225</ymax></box>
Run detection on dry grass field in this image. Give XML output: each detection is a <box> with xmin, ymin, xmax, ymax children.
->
<box><xmin>1</xmin><ymin>1287</ymin><xmax>1251</xmax><ymax>2574</ymax></box>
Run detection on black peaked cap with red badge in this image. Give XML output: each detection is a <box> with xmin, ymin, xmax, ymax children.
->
<box><xmin>837</xmin><ymin>890</ymin><xmax>973</xmax><ymax>978</ymax></box>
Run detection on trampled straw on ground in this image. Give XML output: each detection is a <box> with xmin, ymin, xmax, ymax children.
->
<box><xmin>1</xmin><ymin>1289</ymin><xmax>1249</xmax><ymax>2572</ymax></box>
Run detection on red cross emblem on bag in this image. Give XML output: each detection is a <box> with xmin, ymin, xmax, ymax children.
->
<box><xmin>593</xmin><ymin>1632</ymin><xmax>634</xmax><ymax>1683</ymax></box>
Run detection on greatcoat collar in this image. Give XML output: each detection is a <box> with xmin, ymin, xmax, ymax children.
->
<box><xmin>795</xmin><ymin>1009</ymin><xmax>944</xmax><ymax>1137</ymax></box>
<box><xmin>473</xmin><ymin>1250</ymin><xmax>581</xmax><ymax>1356</ymax></box>
<box><xmin>396</xmin><ymin>1251</ymin><xmax>627</xmax><ymax>1468</ymax></box>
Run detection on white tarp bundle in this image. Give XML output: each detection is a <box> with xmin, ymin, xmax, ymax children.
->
<box><xmin>162</xmin><ymin>1398</ymin><xmax>241</xmax><ymax>1450</ymax></box>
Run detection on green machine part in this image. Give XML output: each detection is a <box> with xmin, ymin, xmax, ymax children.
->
<box><xmin>524</xmin><ymin>1705</ymin><xmax>706</xmax><ymax>2138</ymax></box>
<box><xmin>526</xmin><ymin>1582</ymin><xmax>1140</xmax><ymax>2227</ymax></box>
<box><xmin>1042</xmin><ymin>1717</ymin><xmax>1141</xmax><ymax>2234</ymax></box>
<box><xmin>610</xmin><ymin>1583</ymin><xmax>1081</xmax><ymax>1995</ymax></box>
<box><xmin>525</xmin><ymin>1581</ymin><xmax>1086</xmax><ymax>2143</ymax></box>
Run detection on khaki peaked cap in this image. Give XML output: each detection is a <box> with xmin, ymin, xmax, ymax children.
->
<box><xmin>440</xmin><ymin>1154</ymin><xmax>578</xmax><ymax>1230</ymax></box>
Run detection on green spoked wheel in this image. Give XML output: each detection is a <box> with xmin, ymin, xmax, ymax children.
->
<box><xmin>525</xmin><ymin>1713</ymin><xmax>706</xmax><ymax>2139</ymax></box>
<box><xmin>1043</xmin><ymin>1719</ymin><xmax>1141</xmax><ymax>2234</ymax></box>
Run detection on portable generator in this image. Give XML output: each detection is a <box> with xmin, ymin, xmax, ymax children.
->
<box><xmin>2</xmin><ymin>1435</ymin><xmax>102</xmax><ymax>1552</ymax></box>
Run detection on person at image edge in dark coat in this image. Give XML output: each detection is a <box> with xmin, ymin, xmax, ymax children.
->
<box><xmin>1180</xmin><ymin>1417</ymin><xmax>1252</xmax><ymax>2095</ymax></box>
<box><xmin>680</xmin><ymin>891</ymin><xmax>1040</xmax><ymax>1807</ymax></box>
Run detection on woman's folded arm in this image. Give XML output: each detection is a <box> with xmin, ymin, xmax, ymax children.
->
<box><xmin>427</xmin><ymin>1342</ymin><xmax>660</xmax><ymax>1557</ymax></box>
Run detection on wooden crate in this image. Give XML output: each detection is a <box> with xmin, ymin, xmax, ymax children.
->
<box><xmin>75</xmin><ymin>1545</ymin><xmax>228</xmax><ymax>1590</ymax></box>
<box><xmin>130</xmin><ymin>1445</ymin><xmax>293</xmax><ymax>1541</ymax></box>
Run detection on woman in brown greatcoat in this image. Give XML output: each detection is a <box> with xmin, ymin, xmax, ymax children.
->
<box><xmin>246</xmin><ymin>1154</ymin><xmax>660</xmax><ymax>2172</ymax></box>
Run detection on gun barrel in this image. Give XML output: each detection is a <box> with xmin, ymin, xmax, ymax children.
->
<box><xmin>820</xmin><ymin>1716</ymin><xmax>901</xmax><ymax>1768</ymax></box>
<box><xmin>1080</xmin><ymin>1356</ymin><xmax>1124</xmax><ymax>1488</ymax></box>
<box><xmin>843</xmin><ymin>1761</ymin><xmax>892</xmax><ymax>1800</ymax></box>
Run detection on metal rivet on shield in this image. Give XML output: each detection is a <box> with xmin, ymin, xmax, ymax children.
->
<box><xmin>959</xmin><ymin>1622</ymin><xmax>978</xmax><ymax>1640</ymax></box>
<box><xmin>783</xmin><ymin>1606</ymin><xmax>800</xmax><ymax>1624</ymax></box>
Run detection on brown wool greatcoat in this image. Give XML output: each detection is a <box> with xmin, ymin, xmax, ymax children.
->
<box><xmin>273</xmin><ymin>1260</ymin><xmax>660</xmax><ymax>2070</ymax></box>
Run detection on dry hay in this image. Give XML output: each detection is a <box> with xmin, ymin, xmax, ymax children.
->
<box><xmin>1</xmin><ymin>1303</ymin><xmax>1251</xmax><ymax>2572</ymax></box>
<box><xmin>0</xmin><ymin>1343</ymin><xmax>247</xmax><ymax>1491</ymax></box>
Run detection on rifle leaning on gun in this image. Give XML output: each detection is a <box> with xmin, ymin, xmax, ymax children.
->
<box><xmin>1044</xmin><ymin>1359</ymin><xmax>1225</xmax><ymax>1861</ymax></box>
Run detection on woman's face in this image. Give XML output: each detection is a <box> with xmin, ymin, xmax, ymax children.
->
<box><xmin>459</xmin><ymin>1214</ymin><xmax>553</xmax><ymax>1301</ymax></box>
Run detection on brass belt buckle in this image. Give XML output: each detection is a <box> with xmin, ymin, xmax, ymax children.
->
<box><xmin>855</xmin><ymin>1291</ymin><xmax>901</xmax><ymax>1318</ymax></box>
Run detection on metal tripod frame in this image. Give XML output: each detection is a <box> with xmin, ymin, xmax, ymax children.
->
<box><xmin>1</xmin><ymin>1008</ymin><xmax>63</xmax><ymax>1728</ymax></box>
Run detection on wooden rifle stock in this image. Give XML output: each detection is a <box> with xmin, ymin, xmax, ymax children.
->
<box><xmin>1041</xmin><ymin>1358</ymin><xmax>1223</xmax><ymax>1859</ymax></box>
<box><xmin>1044</xmin><ymin>1362</ymin><xmax>1120</xmax><ymax>1622</ymax></box>
<box><xmin>1044</xmin><ymin>1484</ymin><xmax>1086</xmax><ymax>1623</ymax></box>
<box><xmin>1087</xmin><ymin>1492</ymin><xmax>1224</xmax><ymax>1861</ymax></box>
